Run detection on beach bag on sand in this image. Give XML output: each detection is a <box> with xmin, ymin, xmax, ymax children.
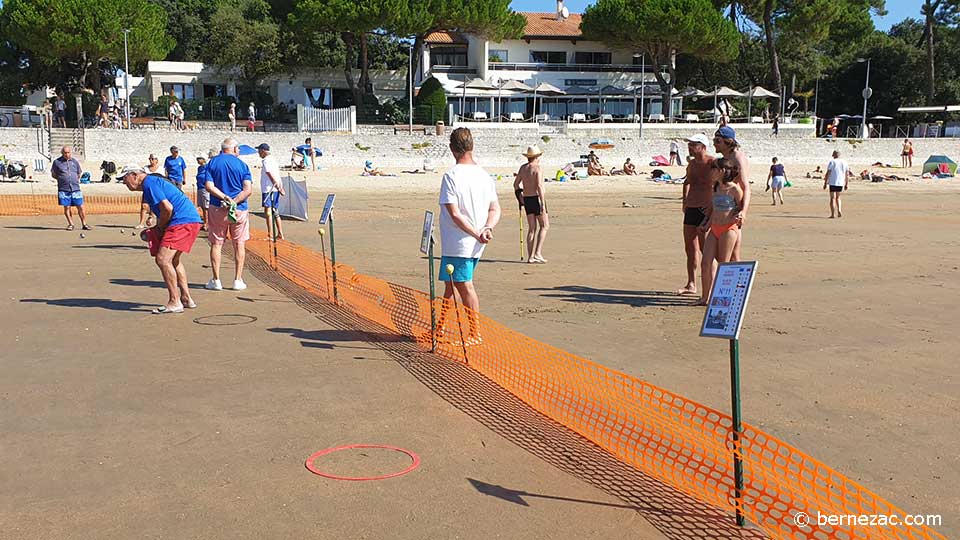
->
<box><xmin>650</xmin><ymin>155</ymin><xmax>670</xmax><ymax>166</ymax></box>
<box><xmin>79</xmin><ymin>171</ymin><xmax>91</xmax><ymax>184</ymax></box>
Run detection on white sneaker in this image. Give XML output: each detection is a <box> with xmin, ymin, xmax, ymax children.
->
<box><xmin>205</xmin><ymin>278</ymin><xmax>223</xmax><ymax>291</ymax></box>
<box><xmin>231</xmin><ymin>279</ymin><xmax>247</xmax><ymax>291</ymax></box>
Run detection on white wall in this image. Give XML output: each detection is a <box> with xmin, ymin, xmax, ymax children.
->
<box><xmin>487</xmin><ymin>39</ymin><xmax>633</xmax><ymax>65</ymax></box>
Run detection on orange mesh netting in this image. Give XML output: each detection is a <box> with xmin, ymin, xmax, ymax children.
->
<box><xmin>0</xmin><ymin>196</ymin><xmax>945</xmax><ymax>540</ymax></box>
<box><xmin>0</xmin><ymin>193</ymin><xmax>195</xmax><ymax>216</ymax></box>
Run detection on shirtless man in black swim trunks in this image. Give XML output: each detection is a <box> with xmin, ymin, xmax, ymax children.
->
<box><xmin>514</xmin><ymin>145</ymin><xmax>549</xmax><ymax>263</ymax></box>
<box><xmin>677</xmin><ymin>134</ymin><xmax>715</xmax><ymax>296</ymax></box>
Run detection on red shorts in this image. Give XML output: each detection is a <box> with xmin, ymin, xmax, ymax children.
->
<box><xmin>147</xmin><ymin>223</ymin><xmax>201</xmax><ymax>256</ymax></box>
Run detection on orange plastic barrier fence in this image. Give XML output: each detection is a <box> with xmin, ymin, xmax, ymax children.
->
<box><xmin>0</xmin><ymin>195</ymin><xmax>945</xmax><ymax>540</ymax></box>
<box><xmin>0</xmin><ymin>193</ymin><xmax>195</xmax><ymax>216</ymax></box>
<box><xmin>244</xmin><ymin>233</ymin><xmax>945</xmax><ymax>540</ymax></box>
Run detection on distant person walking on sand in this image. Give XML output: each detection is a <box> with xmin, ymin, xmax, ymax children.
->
<box><xmin>204</xmin><ymin>137</ymin><xmax>253</xmax><ymax>291</ymax></box>
<box><xmin>669</xmin><ymin>139</ymin><xmax>683</xmax><ymax>166</ymax></box>
<box><xmin>54</xmin><ymin>94</ymin><xmax>66</xmax><ymax>128</ymax></box>
<box><xmin>513</xmin><ymin>145</ymin><xmax>549</xmax><ymax>263</ymax></box>
<box><xmin>677</xmin><ymin>134</ymin><xmax>714</xmax><ymax>297</ymax></box>
<box><xmin>119</xmin><ymin>166</ymin><xmax>203</xmax><ymax>314</ymax></box>
<box><xmin>824</xmin><ymin>150</ymin><xmax>851</xmax><ymax>218</ymax></box>
<box><xmin>771</xmin><ymin>114</ymin><xmax>780</xmax><ymax>137</ymax></box>
<box><xmin>247</xmin><ymin>102</ymin><xmax>256</xmax><ymax>132</ymax></box>
<box><xmin>901</xmin><ymin>139</ymin><xmax>913</xmax><ymax>168</ymax></box>
<box><xmin>136</xmin><ymin>154</ymin><xmax>163</xmax><ymax>229</ymax></box>
<box><xmin>228</xmin><ymin>102</ymin><xmax>236</xmax><ymax>132</ymax></box>
<box><xmin>164</xmin><ymin>146</ymin><xmax>187</xmax><ymax>191</ymax></box>
<box><xmin>767</xmin><ymin>157</ymin><xmax>787</xmax><ymax>205</ymax></box>
<box><xmin>712</xmin><ymin>126</ymin><xmax>750</xmax><ymax>261</ymax></box>
<box><xmin>257</xmin><ymin>143</ymin><xmax>285</xmax><ymax>240</ymax></box>
<box><xmin>51</xmin><ymin>146</ymin><xmax>89</xmax><ymax>231</ymax></box>
<box><xmin>698</xmin><ymin>157</ymin><xmax>744</xmax><ymax>306</ymax></box>
<box><xmin>438</xmin><ymin>127</ymin><xmax>501</xmax><ymax>342</ymax></box>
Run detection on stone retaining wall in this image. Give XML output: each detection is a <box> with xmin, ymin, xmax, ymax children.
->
<box><xmin>2</xmin><ymin>127</ymin><xmax>957</xmax><ymax>170</ymax></box>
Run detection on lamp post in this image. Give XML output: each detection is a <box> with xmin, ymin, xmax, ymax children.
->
<box><xmin>408</xmin><ymin>42</ymin><xmax>414</xmax><ymax>134</ymax></box>
<box><xmin>122</xmin><ymin>28</ymin><xmax>131</xmax><ymax>129</ymax></box>
<box><xmin>857</xmin><ymin>57</ymin><xmax>872</xmax><ymax>138</ymax></box>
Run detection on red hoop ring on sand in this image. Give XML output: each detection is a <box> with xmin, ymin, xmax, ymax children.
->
<box><xmin>304</xmin><ymin>444</ymin><xmax>421</xmax><ymax>481</ymax></box>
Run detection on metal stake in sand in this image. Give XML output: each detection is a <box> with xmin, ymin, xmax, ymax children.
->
<box><xmin>270</xmin><ymin>189</ymin><xmax>280</xmax><ymax>262</ymax></box>
<box><xmin>428</xmin><ymin>235</ymin><xmax>437</xmax><ymax>352</ymax></box>
<box><xmin>445</xmin><ymin>264</ymin><xmax>468</xmax><ymax>364</ymax></box>
<box><xmin>317</xmin><ymin>228</ymin><xmax>332</xmax><ymax>301</ymax></box>
<box><xmin>328</xmin><ymin>213</ymin><xmax>339</xmax><ymax>305</ymax></box>
<box><xmin>516</xmin><ymin>188</ymin><xmax>525</xmax><ymax>260</ymax></box>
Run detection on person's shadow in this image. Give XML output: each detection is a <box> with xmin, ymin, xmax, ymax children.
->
<box><xmin>20</xmin><ymin>298</ymin><xmax>153</xmax><ymax>312</ymax></box>
<box><xmin>527</xmin><ymin>285</ymin><xmax>699</xmax><ymax>308</ymax></box>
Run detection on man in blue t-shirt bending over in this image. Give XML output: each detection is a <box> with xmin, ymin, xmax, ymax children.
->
<box><xmin>203</xmin><ymin>137</ymin><xmax>254</xmax><ymax>291</ymax></box>
<box><xmin>119</xmin><ymin>165</ymin><xmax>203</xmax><ymax>314</ymax></box>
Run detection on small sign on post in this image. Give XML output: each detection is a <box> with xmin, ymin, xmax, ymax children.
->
<box><xmin>421</xmin><ymin>211</ymin><xmax>437</xmax><ymax>352</ymax></box>
<box><xmin>319</xmin><ymin>194</ymin><xmax>336</xmax><ymax>225</ymax></box>
<box><xmin>700</xmin><ymin>260</ymin><xmax>757</xmax><ymax>528</ymax></box>
<box><xmin>700</xmin><ymin>261</ymin><xmax>757</xmax><ymax>340</ymax></box>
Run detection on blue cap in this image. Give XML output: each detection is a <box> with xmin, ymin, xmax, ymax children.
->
<box><xmin>256</xmin><ymin>143</ymin><xmax>270</xmax><ymax>151</ymax></box>
<box><xmin>715</xmin><ymin>126</ymin><xmax>737</xmax><ymax>142</ymax></box>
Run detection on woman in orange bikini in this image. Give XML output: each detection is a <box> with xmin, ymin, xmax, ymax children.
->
<box><xmin>698</xmin><ymin>157</ymin><xmax>744</xmax><ymax>306</ymax></box>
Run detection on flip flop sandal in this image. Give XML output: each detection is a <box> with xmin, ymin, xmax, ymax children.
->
<box><xmin>152</xmin><ymin>305</ymin><xmax>185</xmax><ymax>314</ymax></box>
<box><xmin>82</xmin><ymin>225</ymin><xmax>92</xmax><ymax>230</ymax></box>
<box><xmin>182</xmin><ymin>300</ymin><xmax>198</xmax><ymax>309</ymax></box>
<box><xmin>66</xmin><ymin>224</ymin><xmax>74</xmax><ymax>231</ymax></box>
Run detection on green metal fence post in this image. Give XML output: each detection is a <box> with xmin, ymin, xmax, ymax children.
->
<box><xmin>730</xmin><ymin>338</ymin><xmax>745</xmax><ymax>527</ymax></box>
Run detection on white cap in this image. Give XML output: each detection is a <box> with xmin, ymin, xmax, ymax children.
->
<box><xmin>116</xmin><ymin>164</ymin><xmax>144</xmax><ymax>180</ymax></box>
<box><xmin>684</xmin><ymin>134</ymin><xmax>710</xmax><ymax>147</ymax></box>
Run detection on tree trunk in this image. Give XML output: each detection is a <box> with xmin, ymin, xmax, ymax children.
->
<box><xmin>649</xmin><ymin>50</ymin><xmax>673</xmax><ymax>119</ymax></box>
<box><xmin>341</xmin><ymin>32</ymin><xmax>360</xmax><ymax>106</ymax></box>
<box><xmin>925</xmin><ymin>0</ymin><xmax>938</xmax><ymax>102</ymax></box>
<box><xmin>762</xmin><ymin>0</ymin><xmax>782</xmax><ymax>93</ymax></box>
<box><xmin>359</xmin><ymin>33</ymin><xmax>371</xmax><ymax>95</ymax></box>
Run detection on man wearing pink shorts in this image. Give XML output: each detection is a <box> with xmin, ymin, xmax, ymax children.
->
<box><xmin>119</xmin><ymin>165</ymin><xmax>203</xmax><ymax>314</ymax></box>
<box><xmin>203</xmin><ymin>137</ymin><xmax>254</xmax><ymax>291</ymax></box>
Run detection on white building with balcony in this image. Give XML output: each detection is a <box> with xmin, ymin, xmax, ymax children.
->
<box><xmin>420</xmin><ymin>1</ymin><xmax>680</xmax><ymax>121</ymax></box>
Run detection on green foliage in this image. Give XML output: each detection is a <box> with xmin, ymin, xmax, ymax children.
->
<box><xmin>582</xmin><ymin>0</ymin><xmax>740</xmax><ymax>63</ymax></box>
<box><xmin>414</xmin><ymin>76</ymin><xmax>447</xmax><ymax>124</ymax></box>
<box><xmin>202</xmin><ymin>0</ymin><xmax>281</xmax><ymax>89</ymax></box>
<box><xmin>0</xmin><ymin>0</ymin><xmax>173</xmax><ymax>90</ymax></box>
<box><xmin>147</xmin><ymin>0</ymin><xmax>219</xmax><ymax>62</ymax></box>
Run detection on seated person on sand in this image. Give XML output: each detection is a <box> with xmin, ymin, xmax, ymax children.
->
<box><xmin>363</xmin><ymin>160</ymin><xmax>387</xmax><ymax>176</ymax></box>
<box><xmin>587</xmin><ymin>151</ymin><xmax>609</xmax><ymax>176</ymax></box>
<box><xmin>622</xmin><ymin>158</ymin><xmax>636</xmax><ymax>175</ymax></box>
<box><xmin>289</xmin><ymin>149</ymin><xmax>306</xmax><ymax>170</ymax></box>
<box><xmin>805</xmin><ymin>165</ymin><xmax>823</xmax><ymax>179</ymax></box>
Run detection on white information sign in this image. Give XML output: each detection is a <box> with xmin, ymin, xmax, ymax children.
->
<box><xmin>700</xmin><ymin>261</ymin><xmax>758</xmax><ymax>340</ymax></box>
<box><xmin>420</xmin><ymin>210</ymin><xmax>434</xmax><ymax>254</ymax></box>
<box><xmin>319</xmin><ymin>193</ymin><xmax>336</xmax><ymax>224</ymax></box>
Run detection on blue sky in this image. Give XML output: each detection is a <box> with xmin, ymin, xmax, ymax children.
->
<box><xmin>510</xmin><ymin>0</ymin><xmax>921</xmax><ymax>32</ymax></box>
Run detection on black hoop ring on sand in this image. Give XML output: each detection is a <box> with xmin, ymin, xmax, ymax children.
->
<box><xmin>192</xmin><ymin>314</ymin><xmax>258</xmax><ymax>326</ymax></box>
<box><xmin>305</xmin><ymin>444</ymin><xmax>421</xmax><ymax>481</ymax></box>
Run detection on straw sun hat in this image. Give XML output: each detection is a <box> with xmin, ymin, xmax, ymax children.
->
<box><xmin>522</xmin><ymin>145</ymin><xmax>543</xmax><ymax>158</ymax></box>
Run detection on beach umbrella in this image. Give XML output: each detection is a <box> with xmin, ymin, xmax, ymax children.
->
<box><xmin>870</xmin><ymin>115</ymin><xmax>893</xmax><ymax>120</ymax></box>
<box><xmin>531</xmin><ymin>82</ymin><xmax>565</xmax><ymax>118</ymax></box>
<box><xmin>589</xmin><ymin>138</ymin><xmax>615</xmax><ymax>150</ymax></box>
<box><xmin>497</xmin><ymin>79</ymin><xmax>532</xmax><ymax>121</ymax></box>
<box><xmin>456</xmin><ymin>77</ymin><xmax>496</xmax><ymax>119</ymax></box>
<box><xmin>707</xmin><ymin>86</ymin><xmax>745</xmax><ymax>120</ymax></box>
<box><xmin>238</xmin><ymin>144</ymin><xmax>257</xmax><ymax>155</ymax></box>
<box><xmin>746</xmin><ymin>86</ymin><xmax>779</xmax><ymax>120</ymax></box>
<box><xmin>679</xmin><ymin>87</ymin><xmax>708</xmax><ymax>98</ymax></box>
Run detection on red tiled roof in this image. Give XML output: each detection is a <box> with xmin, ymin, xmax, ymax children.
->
<box><xmin>425</xmin><ymin>31</ymin><xmax>468</xmax><ymax>45</ymax></box>
<box><xmin>520</xmin><ymin>12</ymin><xmax>583</xmax><ymax>39</ymax></box>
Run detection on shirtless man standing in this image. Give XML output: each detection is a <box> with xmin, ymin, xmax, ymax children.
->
<box><xmin>712</xmin><ymin>126</ymin><xmax>751</xmax><ymax>261</ymax></box>
<box><xmin>513</xmin><ymin>145</ymin><xmax>549</xmax><ymax>263</ymax></box>
<box><xmin>677</xmin><ymin>134</ymin><xmax>714</xmax><ymax>296</ymax></box>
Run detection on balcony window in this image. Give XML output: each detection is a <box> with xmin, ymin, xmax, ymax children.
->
<box><xmin>489</xmin><ymin>49</ymin><xmax>508</xmax><ymax>62</ymax></box>
<box><xmin>573</xmin><ymin>52</ymin><xmax>612</xmax><ymax>65</ymax></box>
<box><xmin>530</xmin><ymin>51</ymin><xmax>566</xmax><ymax>64</ymax></box>
<box><xmin>161</xmin><ymin>83</ymin><xmax>195</xmax><ymax>100</ymax></box>
<box><xmin>203</xmin><ymin>84</ymin><xmax>227</xmax><ymax>98</ymax></box>
<box><xmin>431</xmin><ymin>47</ymin><xmax>467</xmax><ymax>67</ymax></box>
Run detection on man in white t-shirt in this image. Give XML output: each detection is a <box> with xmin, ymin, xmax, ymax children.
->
<box><xmin>823</xmin><ymin>150</ymin><xmax>851</xmax><ymax>218</ymax></box>
<box><xmin>256</xmin><ymin>143</ymin><xmax>285</xmax><ymax>239</ymax></box>
<box><xmin>438</xmin><ymin>127</ymin><xmax>501</xmax><ymax>342</ymax></box>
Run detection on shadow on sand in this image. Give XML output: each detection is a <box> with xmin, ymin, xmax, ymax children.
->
<box><xmin>244</xmin><ymin>254</ymin><xmax>763</xmax><ymax>540</ymax></box>
<box><xmin>528</xmin><ymin>285</ymin><xmax>700</xmax><ymax>308</ymax></box>
<box><xmin>20</xmin><ymin>297</ymin><xmax>153</xmax><ymax>312</ymax></box>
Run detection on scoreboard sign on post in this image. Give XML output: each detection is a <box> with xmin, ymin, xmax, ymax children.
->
<box><xmin>319</xmin><ymin>194</ymin><xmax>336</xmax><ymax>225</ymax></box>
<box><xmin>420</xmin><ymin>211</ymin><xmax>434</xmax><ymax>255</ymax></box>
<box><xmin>700</xmin><ymin>261</ymin><xmax>757</xmax><ymax>340</ymax></box>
